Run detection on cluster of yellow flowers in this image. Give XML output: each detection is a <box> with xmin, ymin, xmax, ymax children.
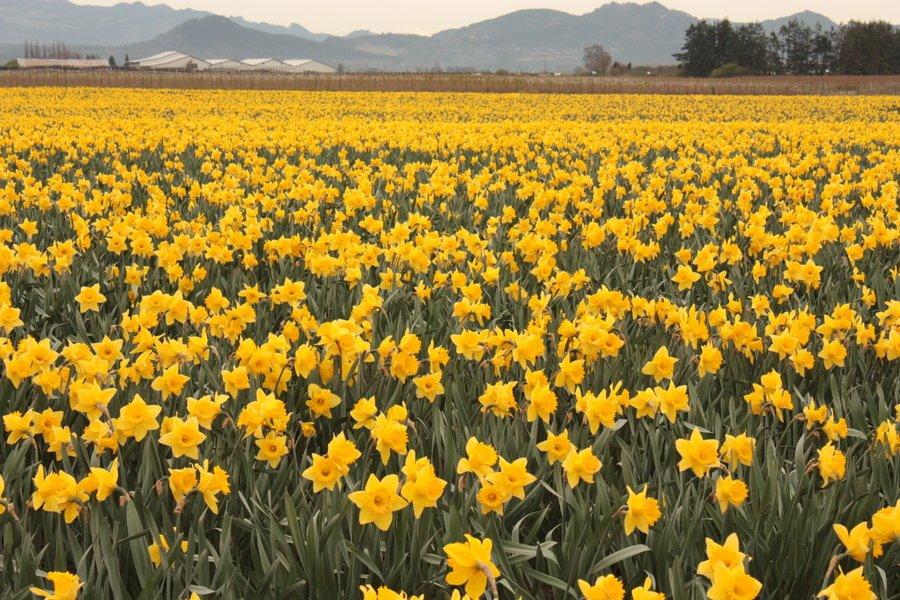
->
<box><xmin>0</xmin><ymin>88</ymin><xmax>896</xmax><ymax>599</ymax></box>
<box><xmin>832</xmin><ymin>501</ymin><xmax>900</xmax><ymax>565</ymax></box>
<box><xmin>578</xmin><ymin>574</ymin><xmax>665</xmax><ymax>600</ymax></box>
<box><xmin>352</xmin><ymin>534</ymin><xmax>499</xmax><ymax>599</ymax></box>
<box><xmin>696</xmin><ymin>535</ymin><xmax>761</xmax><ymax>600</ymax></box>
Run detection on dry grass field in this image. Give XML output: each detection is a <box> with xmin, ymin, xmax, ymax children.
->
<box><xmin>2</xmin><ymin>69</ymin><xmax>900</xmax><ymax>95</ymax></box>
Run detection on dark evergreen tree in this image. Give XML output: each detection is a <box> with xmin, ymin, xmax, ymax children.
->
<box><xmin>676</xmin><ymin>18</ymin><xmax>899</xmax><ymax>76</ymax></box>
<box><xmin>810</xmin><ymin>24</ymin><xmax>838</xmax><ymax>74</ymax></box>
<box><xmin>674</xmin><ymin>21</ymin><xmax>720</xmax><ymax>76</ymax></box>
<box><xmin>734</xmin><ymin>23</ymin><xmax>770</xmax><ymax>74</ymax></box>
<box><xmin>766</xmin><ymin>32</ymin><xmax>785</xmax><ymax>74</ymax></box>
<box><xmin>838</xmin><ymin>21</ymin><xmax>900</xmax><ymax>75</ymax></box>
<box><xmin>780</xmin><ymin>20</ymin><xmax>815</xmax><ymax>75</ymax></box>
<box><xmin>714</xmin><ymin>19</ymin><xmax>737</xmax><ymax>65</ymax></box>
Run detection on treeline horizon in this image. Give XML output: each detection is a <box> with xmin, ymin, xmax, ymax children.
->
<box><xmin>675</xmin><ymin>19</ymin><xmax>900</xmax><ymax>77</ymax></box>
<box><xmin>22</xmin><ymin>41</ymin><xmax>102</xmax><ymax>61</ymax></box>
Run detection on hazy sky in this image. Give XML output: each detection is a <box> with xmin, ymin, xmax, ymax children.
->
<box><xmin>70</xmin><ymin>1</ymin><xmax>899</xmax><ymax>35</ymax></box>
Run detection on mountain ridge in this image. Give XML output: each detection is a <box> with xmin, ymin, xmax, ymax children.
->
<box><xmin>0</xmin><ymin>0</ymin><xmax>210</xmax><ymax>46</ymax></box>
<box><xmin>0</xmin><ymin>1</ymin><xmax>849</xmax><ymax>69</ymax></box>
<box><xmin>121</xmin><ymin>16</ymin><xmax>374</xmax><ymax>63</ymax></box>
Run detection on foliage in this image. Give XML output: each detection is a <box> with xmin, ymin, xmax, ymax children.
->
<box><xmin>708</xmin><ymin>64</ymin><xmax>751</xmax><ymax>78</ymax></box>
<box><xmin>675</xmin><ymin>18</ymin><xmax>900</xmax><ymax>77</ymax></box>
<box><xmin>583</xmin><ymin>45</ymin><xmax>612</xmax><ymax>74</ymax></box>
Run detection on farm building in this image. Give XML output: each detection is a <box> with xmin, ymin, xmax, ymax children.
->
<box><xmin>127</xmin><ymin>51</ymin><xmax>210</xmax><ymax>71</ymax></box>
<box><xmin>13</xmin><ymin>58</ymin><xmax>110</xmax><ymax>69</ymax></box>
<box><xmin>241</xmin><ymin>58</ymin><xmax>292</xmax><ymax>72</ymax></box>
<box><xmin>283</xmin><ymin>59</ymin><xmax>335</xmax><ymax>74</ymax></box>
<box><xmin>120</xmin><ymin>52</ymin><xmax>335</xmax><ymax>74</ymax></box>
<box><xmin>205</xmin><ymin>59</ymin><xmax>249</xmax><ymax>71</ymax></box>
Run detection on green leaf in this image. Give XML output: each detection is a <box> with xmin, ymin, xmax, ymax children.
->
<box><xmin>590</xmin><ymin>544</ymin><xmax>652</xmax><ymax>574</ymax></box>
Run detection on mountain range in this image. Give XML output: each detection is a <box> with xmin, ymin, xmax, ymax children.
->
<box><xmin>0</xmin><ymin>0</ymin><xmax>845</xmax><ymax>70</ymax></box>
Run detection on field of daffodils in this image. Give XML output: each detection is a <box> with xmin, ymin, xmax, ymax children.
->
<box><xmin>0</xmin><ymin>89</ymin><xmax>897</xmax><ymax>600</ymax></box>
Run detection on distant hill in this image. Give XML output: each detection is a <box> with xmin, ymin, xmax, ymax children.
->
<box><xmin>0</xmin><ymin>0</ymin><xmax>210</xmax><ymax>46</ymax></box>
<box><xmin>121</xmin><ymin>16</ymin><xmax>373</xmax><ymax>63</ymax></box>
<box><xmin>0</xmin><ymin>0</ymin><xmax>334</xmax><ymax>46</ymax></box>
<box><xmin>344</xmin><ymin>30</ymin><xmax>376</xmax><ymax>39</ymax></box>
<box><xmin>335</xmin><ymin>2</ymin><xmax>698</xmax><ymax>69</ymax></box>
<box><xmin>760</xmin><ymin>11</ymin><xmax>839</xmax><ymax>33</ymax></box>
<box><xmin>0</xmin><ymin>0</ymin><xmax>862</xmax><ymax>70</ymax></box>
<box><xmin>228</xmin><ymin>16</ymin><xmax>330</xmax><ymax>42</ymax></box>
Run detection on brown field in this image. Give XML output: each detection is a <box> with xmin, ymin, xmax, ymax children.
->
<box><xmin>2</xmin><ymin>68</ymin><xmax>900</xmax><ymax>95</ymax></box>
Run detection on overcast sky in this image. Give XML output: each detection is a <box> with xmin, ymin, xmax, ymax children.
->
<box><xmin>70</xmin><ymin>1</ymin><xmax>899</xmax><ymax>35</ymax></box>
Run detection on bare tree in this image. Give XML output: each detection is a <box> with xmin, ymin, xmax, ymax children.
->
<box><xmin>583</xmin><ymin>45</ymin><xmax>612</xmax><ymax>74</ymax></box>
<box><xmin>23</xmin><ymin>41</ymin><xmax>80</xmax><ymax>59</ymax></box>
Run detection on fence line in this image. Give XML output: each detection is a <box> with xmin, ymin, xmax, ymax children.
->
<box><xmin>1</xmin><ymin>70</ymin><xmax>899</xmax><ymax>95</ymax></box>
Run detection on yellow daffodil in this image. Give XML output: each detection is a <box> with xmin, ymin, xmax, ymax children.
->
<box><xmin>30</xmin><ymin>571</ymin><xmax>83</xmax><ymax>600</ymax></box>
<box><xmin>444</xmin><ymin>534</ymin><xmax>500</xmax><ymax>598</ymax></box>
<box><xmin>348</xmin><ymin>474</ymin><xmax>408</xmax><ymax>530</ymax></box>
<box><xmin>624</xmin><ymin>485</ymin><xmax>662</xmax><ymax>535</ymax></box>
<box><xmin>675</xmin><ymin>429</ymin><xmax>720</xmax><ymax>477</ymax></box>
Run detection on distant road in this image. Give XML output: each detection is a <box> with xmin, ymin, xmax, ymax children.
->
<box><xmin>2</xmin><ymin>70</ymin><xmax>899</xmax><ymax>95</ymax></box>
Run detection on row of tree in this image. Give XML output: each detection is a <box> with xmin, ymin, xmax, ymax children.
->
<box><xmin>675</xmin><ymin>19</ymin><xmax>900</xmax><ymax>77</ymax></box>
<box><xmin>22</xmin><ymin>41</ymin><xmax>99</xmax><ymax>60</ymax></box>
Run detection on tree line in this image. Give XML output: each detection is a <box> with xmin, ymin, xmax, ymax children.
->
<box><xmin>675</xmin><ymin>19</ymin><xmax>900</xmax><ymax>77</ymax></box>
<box><xmin>22</xmin><ymin>41</ymin><xmax>102</xmax><ymax>61</ymax></box>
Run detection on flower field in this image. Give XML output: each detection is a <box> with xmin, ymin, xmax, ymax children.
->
<box><xmin>0</xmin><ymin>88</ymin><xmax>897</xmax><ymax>600</ymax></box>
